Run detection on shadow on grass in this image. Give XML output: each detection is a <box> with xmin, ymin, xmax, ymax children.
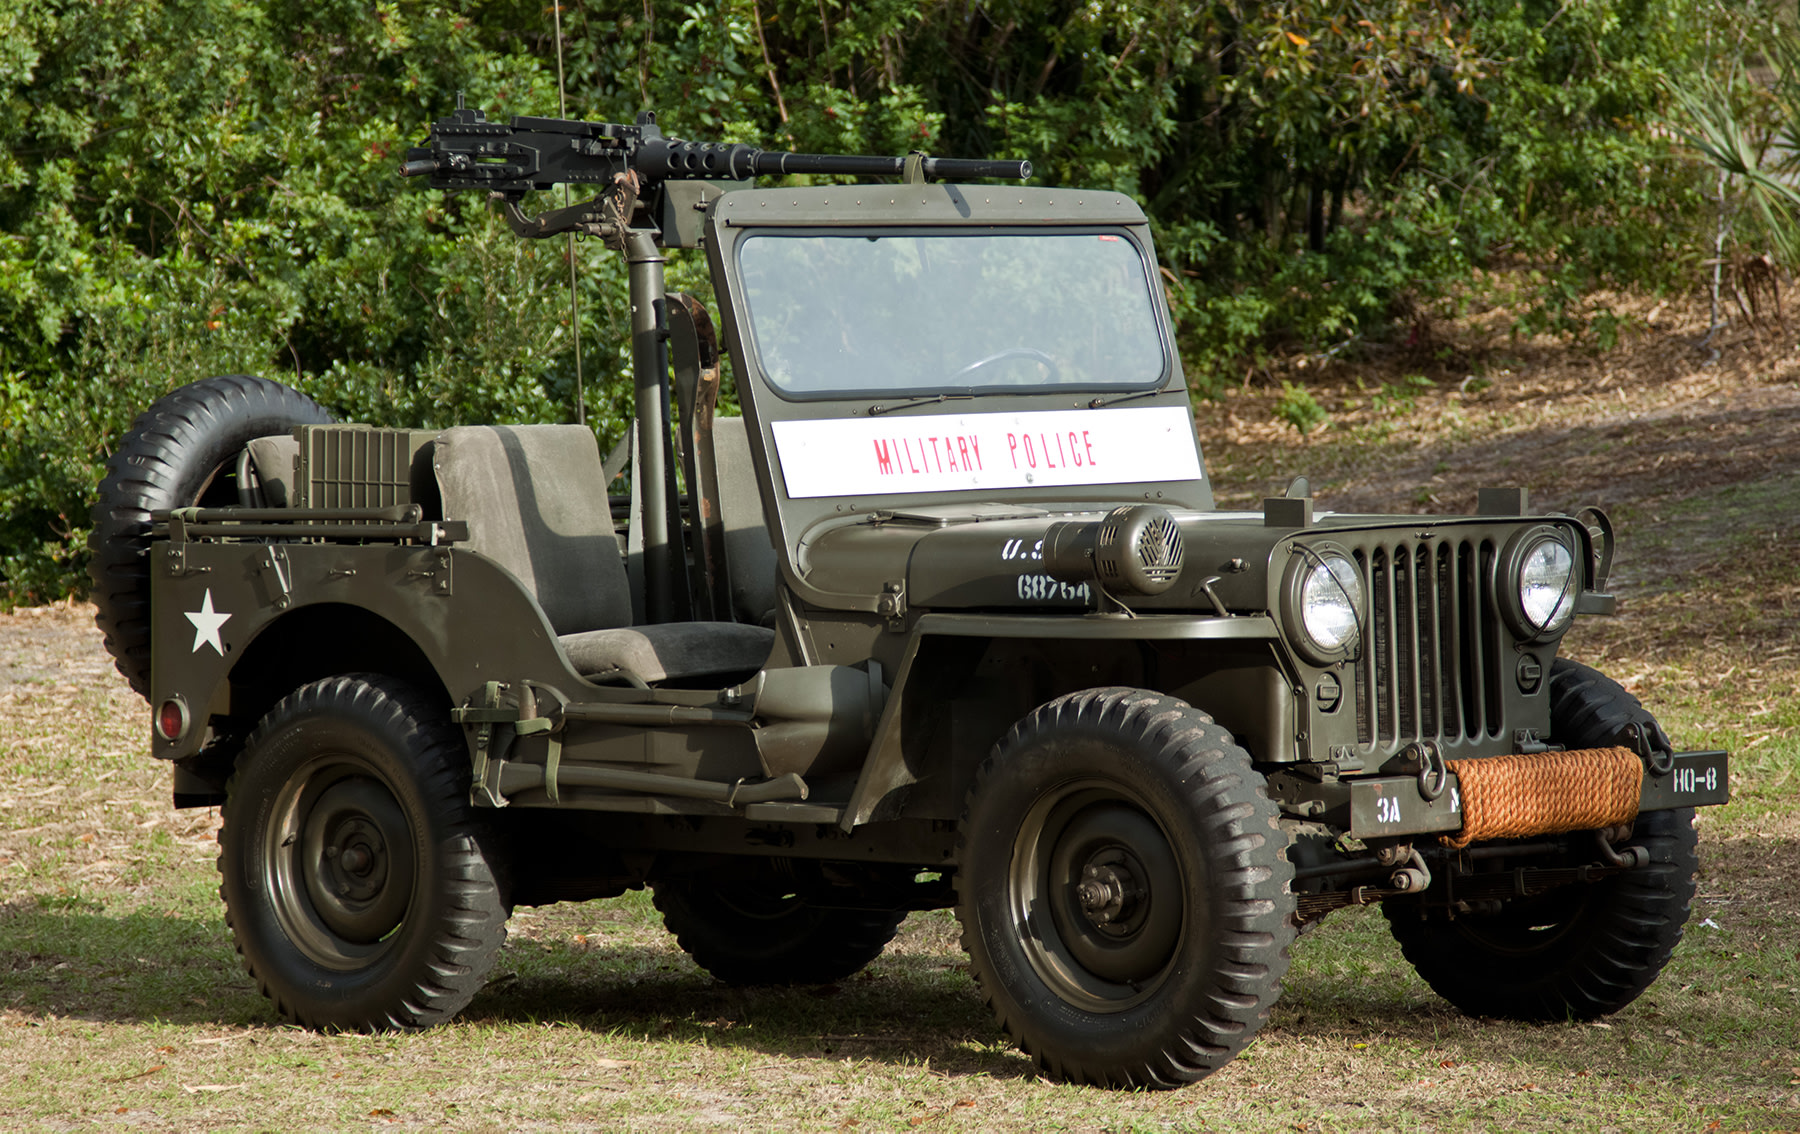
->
<box><xmin>7</xmin><ymin>887</ymin><xmax>1792</xmax><ymax>1088</ymax></box>
<box><xmin>0</xmin><ymin>898</ymin><xmax>1028</xmax><ymax>1079</ymax></box>
<box><xmin>1274</xmin><ymin>894</ymin><xmax>1800</xmax><ymax>1083</ymax></box>
<box><xmin>462</xmin><ymin>938</ymin><xmax>1029</xmax><ymax>1079</ymax></box>
<box><xmin>0</xmin><ymin>899</ymin><xmax>265</xmax><ymax>1026</ymax></box>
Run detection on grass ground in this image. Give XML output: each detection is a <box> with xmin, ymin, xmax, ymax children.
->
<box><xmin>2</xmin><ymin>297</ymin><xmax>1797</xmax><ymax>1132</ymax></box>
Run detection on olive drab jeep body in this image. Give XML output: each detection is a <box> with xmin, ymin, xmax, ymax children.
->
<box><xmin>89</xmin><ymin>103</ymin><xmax>1731</xmax><ymax>1089</ymax></box>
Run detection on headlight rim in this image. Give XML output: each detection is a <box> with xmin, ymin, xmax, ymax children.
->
<box><xmin>1281</xmin><ymin>542</ymin><xmax>1366</xmax><ymax>666</ymax></box>
<box><xmin>1499</xmin><ymin>524</ymin><xmax>1581</xmax><ymax>642</ymax></box>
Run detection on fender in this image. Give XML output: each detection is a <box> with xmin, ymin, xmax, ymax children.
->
<box><xmin>150</xmin><ymin>539</ymin><xmax>575</xmax><ymax>764</ymax></box>
<box><xmin>840</xmin><ymin>612</ymin><xmax>1281</xmax><ymax>828</ymax></box>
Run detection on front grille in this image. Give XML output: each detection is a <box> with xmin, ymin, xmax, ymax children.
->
<box><xmin>1352</xmin><ymin>538</ymin><xmax>1501</xmax><ymax>750</ymax></box>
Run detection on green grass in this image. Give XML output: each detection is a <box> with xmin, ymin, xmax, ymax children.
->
<box><xmin>3</xmin><ymin>687</ymin><xmax>1796</xmax><ymax>1131</ymax></box>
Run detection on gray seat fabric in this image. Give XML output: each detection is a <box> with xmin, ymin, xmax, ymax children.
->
<box><xmin>714</xmin><ymin>416</ymin><xmax>780</xmax><ymax>626</ymax></box>
<box><xmin>561</xmin><ymin>622</ymin><xmax>775</xmax><ymax>684</ymax></box>
<box><xmin>246</xmin><ymin>435</ymin><xmax>299</xmax><ymax>508</ymax></box>
<box><xmin>435</xmin><ymin>424</ymin><xmax>631</xmax><ymax>635</ymax></box>
<box><xmin>434</xmin><ymin>423</ymin><xmax>773</xmax><ymax>682</ymax></box>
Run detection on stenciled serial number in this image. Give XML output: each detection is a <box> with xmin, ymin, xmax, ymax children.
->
<box><xmin>1016</xmin><ymin>574</ymin><xmax>1090</xmax><ymax>602</ymax></box>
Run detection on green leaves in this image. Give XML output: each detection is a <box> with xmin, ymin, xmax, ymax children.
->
<box><xmin>0</xmin><ymin>0</ymin><xmax>1769</xmax><ymax>603</ymax></box>
<box><xmin>1665</xmin><ymin>38</ymin><xmax>1800</xmax><ymax>267</ymax></box>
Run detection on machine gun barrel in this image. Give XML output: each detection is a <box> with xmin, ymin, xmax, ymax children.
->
<box><xmin>400</xmin><ymin>106</ymin><xmax>1031</xmax><ymax>193</ymax></box>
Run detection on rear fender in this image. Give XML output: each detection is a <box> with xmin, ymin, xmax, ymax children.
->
<box><xmin>151</xmin><ymin>540</ymin><xmax>575</xmax><ymax>775</ymax></box>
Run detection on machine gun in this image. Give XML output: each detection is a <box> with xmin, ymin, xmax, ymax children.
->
<box><xmin>401</xmin><ymin>97</ymin><xmax>1032</xmax><ymax>247</ymax></box>
<box><xmin>399</xmin><ymin>98</ymin><xmax>1032</xmax><ymax>624</ymax></box>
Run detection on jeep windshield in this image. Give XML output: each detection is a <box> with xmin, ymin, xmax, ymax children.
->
<box><xmin>737</xmin><ymin>231</ymin><xmax>1168</xmax><ymax>399</ymax></box>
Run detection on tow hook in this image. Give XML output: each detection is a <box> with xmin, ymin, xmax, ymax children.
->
<box><xmin>1594</xmin><ymin>825</ymin><xmax>1650</xmax><ymax>869</ymax></box>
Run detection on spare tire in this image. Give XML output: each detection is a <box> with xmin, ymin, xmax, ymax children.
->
<box><xmin>89</xmin><ymin>375</ymin><xmax>335</xmax><ymax>698</ymax></box>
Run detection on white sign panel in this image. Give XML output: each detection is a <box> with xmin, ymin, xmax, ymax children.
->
<box><xmin>771</xmin><ymin>405</ymin><xmax>1203</xmax><ymax>499</ymax></box>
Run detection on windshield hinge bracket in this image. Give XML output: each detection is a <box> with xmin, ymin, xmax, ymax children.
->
<box><xmin>877</xmin><ymin>581</ymin><xmax>907</xmax><ymax>629</ymax></box>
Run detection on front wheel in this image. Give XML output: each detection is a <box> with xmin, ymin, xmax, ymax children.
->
<box><xmin>956</xmin><ymin>688</ymin><xmax>1294</xmax><ymax>1088</ymax></box>
<box><xmin>1384</xmin><ymin>659</ymin><xmax>1699</xmax><ymax>1020</ymax></box>
<box><xmin>219</xmin><ymin>674</ymin><xmax>509</xmax><ymax>1030</ymax></box>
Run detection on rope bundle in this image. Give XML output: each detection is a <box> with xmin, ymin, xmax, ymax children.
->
<box><xmin>1443</xmin><ymin>746</ymin><xmax>1642</xmax><ymax>849</ymax></box>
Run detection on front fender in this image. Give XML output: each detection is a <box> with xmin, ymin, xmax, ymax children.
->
<box><xmin>839</xmin><ymin>612</ymin><xmax>1281</xmax><ymax>828</ymax></box>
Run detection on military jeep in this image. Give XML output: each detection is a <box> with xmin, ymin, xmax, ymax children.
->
<box><xmin>89</xmin><ymin>104</ymin><xmax>1730</xmax><ymax>1088</ymax></box>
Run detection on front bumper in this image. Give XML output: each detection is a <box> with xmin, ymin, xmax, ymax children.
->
<box><xmin>1269</xmin><ymin>748</ymin><xmax>1730</xmax><ymax>842</ymax></box>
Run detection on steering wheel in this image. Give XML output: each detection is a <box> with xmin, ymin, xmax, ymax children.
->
<box><xmin>950</xmin><ymin>346</ymin><xmax>1064</xmax><ymax>385</ymax></box>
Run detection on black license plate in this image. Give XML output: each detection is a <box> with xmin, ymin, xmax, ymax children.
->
<box><xmin>1639</xmin><ymin>749</ymin><xmax>1730</xmax><ymax>811</ymax></box>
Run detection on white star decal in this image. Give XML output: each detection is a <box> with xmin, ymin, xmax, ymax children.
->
<box><xmin>184</xmin><ymin>589</ymin><xmax>232</xmax><ymax>656</ymax></box>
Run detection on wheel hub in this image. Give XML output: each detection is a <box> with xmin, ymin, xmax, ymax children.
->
<box><xmin>296</xmin><ymin>776</ymin><xmax>416</xmax><ymax>946</ymax></box>
<box><xmin>321</xmin><ymin>817</ymin><xmax>388</xmax><ymax>901</ymax></box>
<box><xmin>1016</xmin><ymin>791</ymin><xmax>1190</xmax><ymax>1005</ymax></box>
<box><xmin>1076</xmin><ymin>862</ymin><xmax>1136</xmax><ymax>927</ymax></box>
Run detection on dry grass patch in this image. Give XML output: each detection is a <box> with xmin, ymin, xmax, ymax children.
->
<box><xmin>1197</xmin><ymin>289</ymin><xmax>1800</xmax><ymax>517</ymax></box>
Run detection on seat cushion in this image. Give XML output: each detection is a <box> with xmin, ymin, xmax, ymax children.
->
<box><xmin>560</xmin><ymin>622</ymin><xmax>775</xmax><ymax>683</ymax></box>
<box><xmin>434</xmin><ymin>424</ymin><xmax>631</xmax><ymax>635</ymax></box>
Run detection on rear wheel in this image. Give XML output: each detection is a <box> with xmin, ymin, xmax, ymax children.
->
<box><xmin>652</xmin><ymin>863</ymin><xmax>907</xmax><ymax>986</ymax></box>
<box><xmin>956</xmin><ymin>687</ymin><xmax>1294</xmax><ymax>1088</ymax></box>
<box><xmin>1384</xmin><ymin>660</ymin><xmax>1698</xmax><ymax>1020</ymax></box>
<box><xmin>219</xmin><ymin>674</ymin><xmax>508</xmax><ymax>1030</ymax></box>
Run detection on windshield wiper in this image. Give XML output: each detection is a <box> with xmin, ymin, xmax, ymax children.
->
<box><xmin>867</xmin><ymin>393</ymin><xmax>974</xmax><ymax>416</ymax></box>
<box><xmin>1087</xmin><ymin>387</ymin><xmax>1166</xmax><ymax>409</ymax></box>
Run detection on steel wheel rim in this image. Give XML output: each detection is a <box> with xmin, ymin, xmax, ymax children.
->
<box><xmin>1008</xmin><ymin>780</ymin><xmax>1188</xmax><ymax>1013</ymax></box>
<box><xmin>264</xmin><ymin>753</ymin><xmax>417</xmax><ymax>972</ymax></box>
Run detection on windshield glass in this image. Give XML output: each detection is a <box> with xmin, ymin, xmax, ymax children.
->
<box><xmin>738</xmin><ymin>232</ymin><xmax>1167</xmax><ymax>397</ymax></box>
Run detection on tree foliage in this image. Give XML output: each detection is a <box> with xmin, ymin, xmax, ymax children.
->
<box><xmin>0</xmin><ymin>0</ymin><xmax>1776</xmax><ymax>601</ymax></box>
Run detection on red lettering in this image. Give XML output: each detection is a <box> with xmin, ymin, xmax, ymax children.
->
<box><xmin>1055</xmin><ymin>432</ymin><xmax>1068</xmax><ymax>466</ymax></box>
<box><xmin>1069</xmin><ymin>431</ymin><xmax>1083</xmax><ymax>466</ymax></box>
<box><xmin>970</xmin><ymin>436</ymin><xmax>982</xmax><ymax>469</ymax></box>
<box><xmin>1039</xmin><ymin>433</ymin><xmax>1057</xmax><ymax>468</ymax></box>
<box><xmin>1024</xmin><ymin>435</ymin><xmax>1038</xmax><ymax>468</ymax></box>
<box><xmin>874</xmin><ymin>439</ymin><xmax>895</xmax><ymax>475</ymax></box>
<box><xmin>957</xmin><ymin>437</ymin><xmax>973</xmax><ymax>471</ymax></box>
<box><xmin>1008</xmin><ymin>433</ymin><xmax>1020</xmax><ymax>468</ymax></box>
<box><xmin>1083</xmin><ymin>430</ymin><xmax>1096</xmax><ymax>464</ymax></box>
<box><xmin>941</xmin><ymin>438</ymin><xmax>958</xmax><ymax>472</ymax></box>
<box><xmin>903</xmin><ymin>439</ymin><xmax>921</xmax><ymax>474</ymax></box>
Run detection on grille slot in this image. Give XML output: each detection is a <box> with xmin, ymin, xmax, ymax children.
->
<box><xmin>1353</xmin><ymin>538</ymin><xmax>1498</xmax><ymax>749</ymax></box>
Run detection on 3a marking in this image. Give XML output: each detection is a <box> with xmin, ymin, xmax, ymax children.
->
<box><xmin>1375</xmin><ymin>795</ymin><xmax>1402</xmax><ymax>824</ymax></box>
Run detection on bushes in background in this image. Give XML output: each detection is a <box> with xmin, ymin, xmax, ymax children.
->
<box><xmin>0</xmin><ymin>0</ymin><xmax>1783</xmax><ymax>601</ymax></box>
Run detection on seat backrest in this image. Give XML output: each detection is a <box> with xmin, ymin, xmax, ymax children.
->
<box><xmin>434</xmin><ymin>424</ymin><xmax>631</xmax><ymax>635</ymax></box>
<box><xmin>713</xmin><ymin>416</ymin><xmax>779</xmax><ymax>626</ymax></box>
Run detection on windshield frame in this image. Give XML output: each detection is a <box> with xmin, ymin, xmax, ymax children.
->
<box><xmin>728</xmin><ymin>224</ymin><xmax>1175</xmax><ymax>403</ymax></box>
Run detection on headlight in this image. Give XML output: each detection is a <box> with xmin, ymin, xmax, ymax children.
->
<box><xmin>1284</xmin><ymin>548</ymin><xmax>1364</xmax><ymax>663</ymax></box>
<box><xmin>1502</xmin><ymin>528</ymin><xmax>1579</xmax><ymax>639</ymax></box>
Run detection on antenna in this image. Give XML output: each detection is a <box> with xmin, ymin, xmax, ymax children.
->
<box><xmin>551</xmin><ymin>1</ymin><xmax>585</xmax><ymax>426</ymax></box>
